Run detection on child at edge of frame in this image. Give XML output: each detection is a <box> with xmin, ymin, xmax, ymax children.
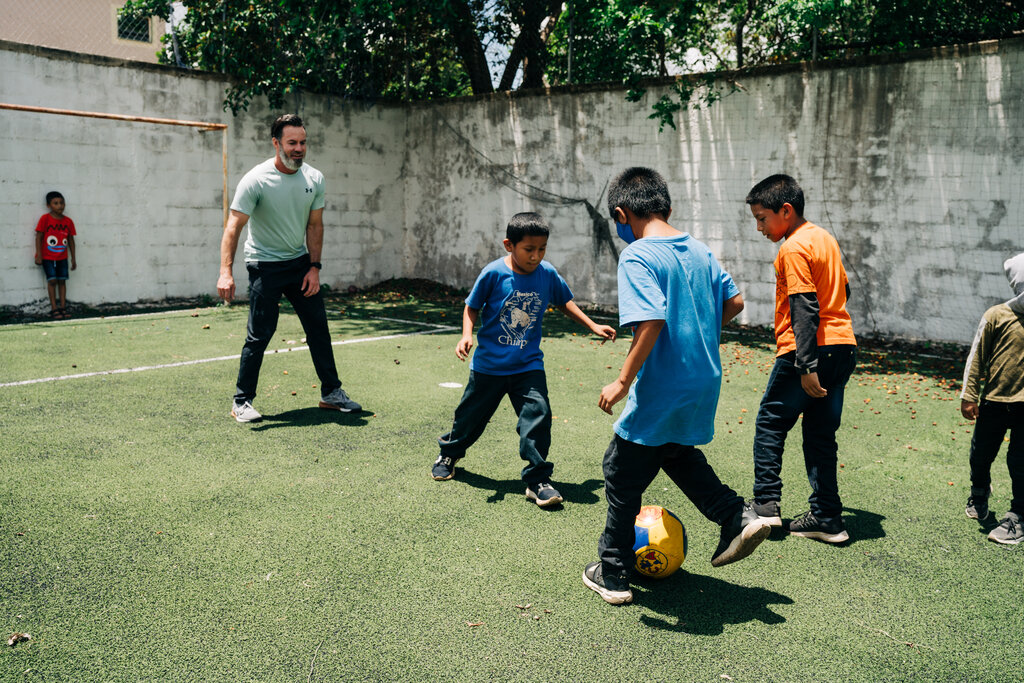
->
<box><xmin>431</xmin><ymin>211</ymin><xmax>617</xmax><ymax>508</ymax></box>
<box><xmin>746</xmin><ymin>173</ymin><xmax>857</xmax><ymax>544</ymax></box>
<box><xmin>960</xmin><ymin>252</ymin><xmax>1024</xmax><ymax>546</ymax></box>
<box><xmin>34</xmin><ymin>190</ymin><xmax>77</xmax><ymax>319</ymax></box>
<box><xmin>582</xmin><ymin>167</ymin><xmax>770</xmax><ymax>606</ymax></box>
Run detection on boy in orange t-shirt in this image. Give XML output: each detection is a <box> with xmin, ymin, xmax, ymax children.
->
<box><xmin>746</xmin><ymin>174</ymin><xmax>857</xmax><ymax>543</ymax></box>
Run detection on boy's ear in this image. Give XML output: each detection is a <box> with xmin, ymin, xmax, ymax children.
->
<box><xmin>612</xmin><ymin>207</ymin><xmax>627</xmax><ymax>224</ymax></box>
<box><xmin>502</xmin><ymin>238</ymin><xmax>514</xmax><ymax>253</ymax></box>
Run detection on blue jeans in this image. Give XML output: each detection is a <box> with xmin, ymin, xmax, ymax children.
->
<box><xmin>438</xmin><ymin>370</ymin><xmax>554</xmax><ymax>485</ymax></box>
<box><xmin>753</xmin><ymin>346</ymin><xmax>856</xmax><ymax>522</ymax></box>
<box><xmin>234</xmin><ymin>255</ymin><xmax>341</xmax><ymax>403</ymax></box>
<box><xmin>598</xmin><ymin>435</ymin><xmax>743</xmax><ymax>590</ymax></box>
<box><xmin>969</xmin><ymin>401</ymin><xmax>1024</xmax><ymax>516</ymax></box>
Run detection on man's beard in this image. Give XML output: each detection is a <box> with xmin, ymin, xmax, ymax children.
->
<box><xmin>278</xmin><ymin>148</ymin><xmax>303</xmax><ymax>171</ymax></box>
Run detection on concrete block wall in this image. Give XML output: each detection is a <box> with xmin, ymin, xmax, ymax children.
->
<box><xmin>3</xmin><ymin>38</ymin><xmax>1021</xmax><ymax>343</ymax></box>
<box><xmin>0</xmin><ymin>42</ymin><xmax>404</xmax><ymax>308</ymax></box>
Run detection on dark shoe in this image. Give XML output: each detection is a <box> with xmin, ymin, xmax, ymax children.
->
<box><xmin>752</xmin><ymin>500</ymin><xmax>782</xmax><ymax>527</ymax></box>
<box><xmin>988</xmin><ymin>512</ymin><xmax>1023</xmax><ymax>545</ymax></box>
<box><xmin>582</xmin><ymin>562</ymin><xmax>632</xmax><ymax>605</ymax></box>
<box><xmin>787</xmin><ymin>510</ymin><xmax>850</xmax><ymax>544</ymax></box>
<box><xmin>711</xmin><ymin>503</ymin><xmax>770</xmax><ymax>567</ymax></box>
<box><xmin>525</xmin><ymin>481</ymin><xmax>563</xmax><ymax>507</ymax></box>
<box><xmin>319</xmin><ymin>387</ymin><xmax>362</xmax><ymax>413</ymax></box>
<box><xmin>431</xmin><ymin>454</ymin><xmax>459</xmax><ymax>481</ymax></box>
<box><xmin>965</xmin><ymin>485</ymin><xmax>992</xmax><ymax>520</ymax></box>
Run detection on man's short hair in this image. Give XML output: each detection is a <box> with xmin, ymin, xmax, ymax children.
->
<box><xmin>271</xmin><ymin>114</ymin><xmax>304</xmax><ymax>140</ymax></box>
<box><xmin>607</xmin><ymin>167</ymin><xmax>671</xmax><ymax>219</ymax></box>
<box><xmin>506</xmin><ymin>212</ymin><xmax>550</xmax><ymax>244</ymax></box>
<box><xmin>746</xmin><ymin>174</ymin><xmax>805</xmax><ymax>216</ymax></box>
<box><xmin>45</xmin><ymin>190</ymin><xmax>64</xmax><ymax>204</ymax></box>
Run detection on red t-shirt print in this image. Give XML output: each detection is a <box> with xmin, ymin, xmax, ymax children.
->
<box><xmin>35</xmin><ymin>214</ymin><xmax>76</xmax><ymax>260</ymax></box>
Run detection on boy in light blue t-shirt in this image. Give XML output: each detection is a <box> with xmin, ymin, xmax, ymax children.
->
<box><xmin>582</xmin><ymin>168</ymin><xmax>770</xmax><ymax>605</ymax></box>
<box><xmin>431</xmin><ymin>212</ymin><xmax>617</xmax><ymax>507</ymax></box>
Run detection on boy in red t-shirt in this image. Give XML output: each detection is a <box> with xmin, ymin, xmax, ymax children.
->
<box><xmin>34</xmin><ymin>191</ymin><xmax>77</xmax><ymax>319</ymax></box>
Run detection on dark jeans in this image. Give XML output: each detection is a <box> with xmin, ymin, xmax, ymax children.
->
<box><xmin>598</xmin><ymin>435</ymin><xmax>743</xmax><ymax>591</ymax></box>
<box><xmin>753</xmin><ymin>345</ymin><xmax>856</xmax><ymax>522</ymax></box>
<box><xmin>438</xmin><ymin>370</ymin><xmax>554</xmax><ymax>485</ymax></box>
<box><xmin>234</xmin><ymin>255</ymin><xmax>341</xmax><ymax>403</ymax></box>
<box><xmin>969</xmin><ymin>400</ymin><xmax>1024</xmax><ymax>515</ymax></box>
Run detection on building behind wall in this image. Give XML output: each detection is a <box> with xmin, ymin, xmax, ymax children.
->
<box><xmin>0</xmin><ymin>0</ymin><xmax>166</xmax><ymax>63</ymax></box>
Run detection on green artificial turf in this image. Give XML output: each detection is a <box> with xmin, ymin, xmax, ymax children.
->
<box><xmin>1</xmin><ymin>290</ymin><xmax>1020</xmax><ymax>682</ymax></box>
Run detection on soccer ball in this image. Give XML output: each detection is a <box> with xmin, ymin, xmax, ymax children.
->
<box><xmin>633</xmin><ymin>505</ymin><xmax>687</xmax><ymax>578</ymax></box>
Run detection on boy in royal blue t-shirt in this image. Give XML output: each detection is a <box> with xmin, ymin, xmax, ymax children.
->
<box><xmin>582</xmin><ymin>168</ymin><xmax>769</xmax><ymax>605</ymax></box>
<box><xmin>432</xmin><ymin>212</ymin><xmax>617</xmax><ymax>507</ymax></box>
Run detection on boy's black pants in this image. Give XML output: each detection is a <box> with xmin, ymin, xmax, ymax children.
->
<box><xmin>438</xmin><ymin>369</ymin><xmax>554</xmax><ymax>485</ymax></box>
<box><xmin>234</xmin><ymin>255</ymin><xmax>342</xmax><ymax>404</ymax></box>
<box><xmin>969</xmin><ymin>400</ymin><xmax>1024</xmax><ymax>516</ymax></box>
<box><xmin>598</xmin><ymin>435</ymin><xmax>743</xmax><ymax>591</ymax></box>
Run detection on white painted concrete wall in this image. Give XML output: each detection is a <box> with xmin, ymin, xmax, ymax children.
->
<box><xmin>3</xmin><ymin>38</ymin><xmax>1021</xmax><ymax>343</ymax></box>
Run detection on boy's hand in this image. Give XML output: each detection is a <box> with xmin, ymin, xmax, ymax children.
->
<box><xmin>34</xmin><ymin>255</ymin><xmax>42</xmax><ymax>266</ymax></box>
<box><xmin>599</xmin><ymin>379</ymin><xmax>629</xmax><ymax>415</ymax></box>
<box><xmin>593</xmin><ymin>324</ymin><xmax>617</xmax><ymax>343</ymax></box>
<box><xmin>961</xmin><ymin>400</ymin><xmax>979</xmax><ymax>420</ymax></box>
<box><xmin>800</xmin><ymin>372</ymin><xmax>827</xmax><ymax>398</ymax></box>
<box><xmin>70</xmin><ymin>258</ymin><xmax>77</xmax><ymax>271</ymax></box>
<box><xmin>455</xmin><ymin>335</ymin><xmax>474</xmax><ymax>361</ymax></box>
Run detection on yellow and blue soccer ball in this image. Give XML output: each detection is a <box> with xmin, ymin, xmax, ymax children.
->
<box><xmin>633</xmin><ymin>505</ymin><xmax>687</xmax><ymax>578</ymax></box>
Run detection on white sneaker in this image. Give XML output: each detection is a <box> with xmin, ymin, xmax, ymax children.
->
<box><xmin>319</xmin><ymin>387</ymin><xmax>362</xmax><ymax>413</ymax></box>
<box><xmin>231</xmin><ymin>400</ymin><xmax>262</xmax><ymax>423</ymax></box>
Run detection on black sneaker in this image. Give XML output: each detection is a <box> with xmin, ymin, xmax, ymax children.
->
<box><xmin>965</xmin><ymin>485</ymin><xmax>992</xmax><ymax>520</ymax></box>
<box><xmin>431</xmin><ymin>454</ymin><xmax>459</xmax><ymax>481</ymax></box>
<box><xmin>988</xmin><ymin>512</ymin><xmax>1023</xmax><ymax>545</ymax></box>
<box><xmin>525</xmin><ymin>481</ymin><xmax>563</xmax><ymax>507</ymax></box>
<box><xmin>752</xmin><ymin>500</ymin><xmax>782</xmax><ymax>527</ymax></box>
<box><xmin>582</xmin><ymin>562</ymin><xmax>633</xmax><ymax>604</ymax></box>
<box><xmin>787</xmin><ymin>510</ymin><xmax>850</xmax><ymax>544</ymax></box>
<box><xmin>711</xmin><ymin>503</ymin><xmax>771</xmax><ymax>567</ymax></box>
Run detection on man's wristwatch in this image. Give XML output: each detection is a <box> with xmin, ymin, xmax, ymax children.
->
<box><xmin>310</xmin><ymin>262</ymin><xmax>322</xmax><ymax>269</ymax></box>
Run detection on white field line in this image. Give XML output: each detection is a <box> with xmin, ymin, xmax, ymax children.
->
<box><xmin>1</xmin><ymin>317</ymin><xmax>458</xmax><ymax>388</ymax></box>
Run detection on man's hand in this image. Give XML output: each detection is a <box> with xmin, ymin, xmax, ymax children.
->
<box><xmin>961</xmin><ymin>400</ymin><xmax>979</xmax><ymax>420</ymax></box>
<box><xmin>301</xmin><ymin>267</ymin><xmax>320</xmax><ymax>297</ymax></box>
<box><xmin>599</xmin><ymin>379</ymin><xmax>629</xmax><ymax>415</ymax></box>
<box><xmin>217</xmin><ymin>273</ymin><xmax>235</xmax><ymax>302</ymax></box>
<box><xmin>455</xmin><ymin>335</ymin><xmax>474</xmax><ymax>361</ymax></box>
<box><xmin>800</xmin><ymin>372</ymin><xmax>827</xmax><ymax>398</ymax></box>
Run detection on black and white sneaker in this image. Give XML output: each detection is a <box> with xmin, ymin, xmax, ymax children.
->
<box><xmin>582</xmin><ymin>562</ymin><xmax>633</xmax><ymax>605</ymax></box>
<box><xmin>711</xmin><ymin>503</ymin><xmax>770</xmax><ymax>567</ymax></box>
<box><xmin>752</xmin><ymin>500</ymin><xmax>782</xmax><ymax>527</ymax></box>
<box><xmin>787</xmin><ymin>510</ymin><xmax>850</xmax><ymax>544</ymax></box>
<box><xmin>988</xmin><ymin>512</ymin><xmax>1023</xmax><ymax>545</ymax></box>
<box><xmin>965</xmin><ymin>485</ymin><xmax>992</xmax><ymax>520</ymax></box>
<box><xmin>525</xmin><ymin>481</ymin><xmax>563</xmax><ymax>507</ymax></box>
<box><xmin>431</xmin><ymin>455</ymin><xmax>459</xmax><ymax>481</ymax></box>
<box><xmin>319</xmin><ymin>387</ymin><xmax>362</xmax><ymax>413</ymax></box>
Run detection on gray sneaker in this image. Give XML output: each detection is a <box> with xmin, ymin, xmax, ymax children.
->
<box><xmin>319</xmin><ymin>387</ymin><xmax>362</xmax><ymax>413</ymax></box>
<box><xmin>231</xmin><ymin>400</ymin><xmax>262</xmax><ymax>423</ymax></box>
<box><xmin>988</xmin><ymin>512</ymin><xmax>1023</xmax><ymax>545</ymax></box>
<box><xmin>965</xmin><ymin>485</ymin><xmax>992</xmax><ymax>520</ymax></box>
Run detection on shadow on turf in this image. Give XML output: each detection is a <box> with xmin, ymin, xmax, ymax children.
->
<box><xmin>248</xmin><ymin>407</ymin><xmax>370</xmax><ymax>430</ymax></box>
<box><xmin>454</xmin><ymin>469</ymin><xmax>603</xmax><ymax>506</ymax></box>
<box><xmin>634</xmin><ymin>571</ymin><xmax>793</xmax><ymax>634</ymax></box>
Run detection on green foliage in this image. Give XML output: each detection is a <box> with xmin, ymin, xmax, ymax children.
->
<box><xmin>122</xmin><ymin>0</ymin><xmax>1021</xmax><ymax>124</ymax></box>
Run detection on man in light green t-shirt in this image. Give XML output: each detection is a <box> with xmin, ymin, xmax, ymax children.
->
<box><xmin>217</xmin><ymin>114</ymin><xmax>361</xmax><ymax>423</ymax></box>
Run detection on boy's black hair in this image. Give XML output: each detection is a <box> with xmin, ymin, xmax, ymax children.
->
<box><xmin>746</xmin><ymin>174</ymin><xmax>805</xmax><ymax>216</ymax></box>
<box><xmin>271</xmin><ymin>114</ymin><xmax>304</xmax><ymax>140</ymax></box>
<box><xmin>607</xmin><ymin>167</ymin><xmax>671</xmax><ymax>219</ymax></box>
<box><xmin>506</xmin><ymin>212</ymin><xmax>550</xmax><ymax>244</ymax></box>
<box><xmin>45</xmin><ymin>191</ymin><xmax>64</xmax><ymax>204</ymax></box>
